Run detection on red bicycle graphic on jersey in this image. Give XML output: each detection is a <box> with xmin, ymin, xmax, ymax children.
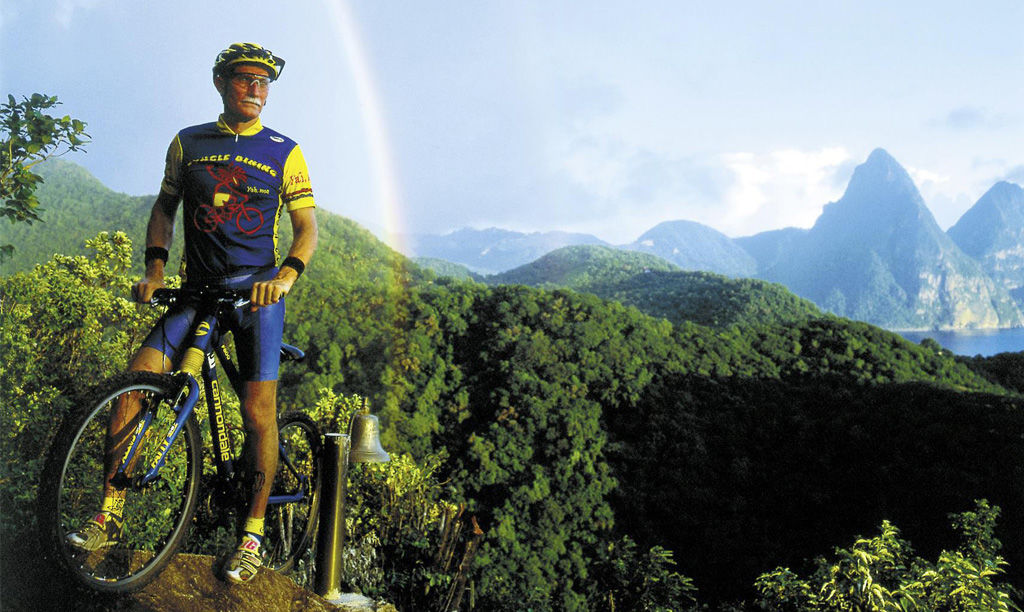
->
<box><xmin>193</xmin><ymin>164</ymin><xmax>265</xmax><ymax>235</ymax></box>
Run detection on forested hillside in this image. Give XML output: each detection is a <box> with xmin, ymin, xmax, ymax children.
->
<box><xmin>0</xmin><ymin>160</ymin><xmax>159</xmax><ymax>274</ymax></box>
<box><xmin>3</xmin><ymin>161</ymin><xmax>1023</xmax><ymax>609</ymax></box>
<box><xmin>490</xmin><ymin>245</ymin><xmax>821</xmax><ymax>328</ymax></box>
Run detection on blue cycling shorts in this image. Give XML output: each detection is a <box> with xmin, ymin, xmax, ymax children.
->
<box><xmin>141</xmin><ymin>268</ymin><xmax>285</xmax><ymax>382</ymax></box>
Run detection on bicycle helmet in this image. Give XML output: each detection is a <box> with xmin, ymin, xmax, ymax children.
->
<box><xmin>213</xmin><ymin>43</ymin><xmax>285</xmax><ymax>81</ymax></box>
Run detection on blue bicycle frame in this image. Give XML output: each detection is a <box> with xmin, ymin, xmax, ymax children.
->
<box><xmin>111</xmin><ymin>290</ymin><xmax>309</xmax><ymax>506</ymax></box>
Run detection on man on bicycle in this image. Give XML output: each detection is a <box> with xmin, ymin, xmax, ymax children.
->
<box><xmin>66</xmin><ymin>42</ymin><xmax>319</xmax><ymax>585</ymax></box>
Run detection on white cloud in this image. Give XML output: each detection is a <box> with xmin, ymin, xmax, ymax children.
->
<box><xmin>54</xmin><ymin>0</ymin><xmax>100</xmax><ymax>29</ymax></box>
<box><xmin>1005</xmin><ymin>166</ymin><xmax>1024</xmax><ymax>185</ymax></box>
<box><xmin>547</xmin><ymin>134</ymin><xmax>858</xmax><ymax>241</ymax></box>
<box><xmin>932</xmin><ymin>106</ymin><xmax>1010</xmax><ymax>131</ymax></box>
<box><xmin>910</xmin><ymin>157</ymin><xmax>1023</xmax><ymax>229</ymax></box>
<box><xmin>717</xmin><ymin>147</ymin><xmax>853</xmax><ymax>236</ymax></box>
<box><xmin>548</xmin><ymin>134</ymin><xmax>739</xmax><ymax>241</ymax></box>
<box><xmin>906</xmin><ymin>166</ymin><xmax>951</xmax><ymax>188</ymax></box>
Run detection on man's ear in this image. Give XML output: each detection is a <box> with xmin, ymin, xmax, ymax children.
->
<box><xmin>213</xmin><ymin>74</ymin><xmax>226</xmax><ymax>96</ymax></box>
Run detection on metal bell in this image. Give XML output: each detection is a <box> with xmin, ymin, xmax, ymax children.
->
<box><xmin>347</xmin><ymin>412</ymin><xmax>390</xmax><ymax>463</ymax></box>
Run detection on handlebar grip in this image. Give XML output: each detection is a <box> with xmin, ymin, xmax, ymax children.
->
<box><xmin>150</xmin><ymin>288</ymin><xmax>177</xmax><ymax>305</ymax></box>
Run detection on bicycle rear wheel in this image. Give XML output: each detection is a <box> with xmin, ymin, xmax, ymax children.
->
<box><xmin>264</xmin><ymin>411</ymin><xmax>321</xmax><ymax>576</ymax></box>
<box><xmin>38</xmin><ymin>371</ymin><xmax>202</xmax><ymax>593</ymax></box>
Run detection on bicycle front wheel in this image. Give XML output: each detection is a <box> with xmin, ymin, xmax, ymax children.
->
<box><xmin>38</xmin><ymin>371</ymin><xmax>202</xmax><ymax>593</ymax></box>
<box><xmin>264</xmin><ymin>411</ymin><xmax>321</xmax><ymax>576</ymax></box>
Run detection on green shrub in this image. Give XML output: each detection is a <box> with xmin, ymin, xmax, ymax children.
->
<box><xmin>344</xmin><ymin>447</ymin><xmax>484</xmax><ymax>612</ymax></box>
<box><xmin>755</xmin><ymin>500</ymin><xmax>1021</xmax><ymax>611</ymax></box>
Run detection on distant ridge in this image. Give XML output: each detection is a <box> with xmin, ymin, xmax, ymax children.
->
<box><xmin>621</xmin><ymin>220</ymin><xmax>757</xmax><ymax>276</ymax></box>
<box><xmin>401</xmin><ymin>228</ymin><xmax>607</xmax><ymax>274</ymax></box>
<box><xmin>734</xmin><ymin>227</ymin><xmax>807</xmax><ymax>276</ymax></box>
<box><xmin>948</xmin><ymin>181</ymin><xmax>1024</xmax><ymax>303</ymax></box>
<box><xmin>489</xmin><ymin>244</ymin><xmax>678</xmax><ymax>288</ymax></box>
<box><xmin>752</xmin><ymin>149</ymin><xmax>1023</xmax><ymax>329</ymax></box>
<box><xmin>490</xmin><ymin>244</ymin><xmax>820</xmax><ymax>328</ymax></box>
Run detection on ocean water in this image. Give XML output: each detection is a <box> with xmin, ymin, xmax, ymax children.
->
<box><xmin>897</xmin><ymin>327</ymin><xmax>1024</xmax><ymax>357</ymax></box>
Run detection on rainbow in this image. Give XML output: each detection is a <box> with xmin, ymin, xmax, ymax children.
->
<box><xmin>322</xmin><ymin>0</ymin><xmax>406</xmax><ymax>252</ymax></box>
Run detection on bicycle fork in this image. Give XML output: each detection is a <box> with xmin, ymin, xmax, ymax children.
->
<box><xmin>110</xmin><ymin>374</ymin><xmax>200</xmax><ymax>489</ymax></box>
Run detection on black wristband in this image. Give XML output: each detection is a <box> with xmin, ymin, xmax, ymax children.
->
<box><xmin>281</xmin><ymin>256</ymin><xmax>305</xmax><ymax>277</ymax></box>
<box><xmin>145</xmin><ymin>246</ymin><xmax>169</xmax><ymax>265</ymax></box>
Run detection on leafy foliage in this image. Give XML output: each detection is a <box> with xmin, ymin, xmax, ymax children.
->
<box><xmin>344</xmin><ymin>452</ymin><xmax>485</xmax><ymax>611</ymax></box>
<box><xmin>0</xmin><ymin>232</ymin><xmax>161</xmax><ymax>543</ymax></box>
<box><xmin>958</xmin><ymin>351</ymin><xmax>1024</xmax><ymax>394</ymax></box>
<box><xmin>0</xmin><ymin>159</ymin><xmax>160</xmax><ymax>275</ymax></box>
<box><xmin>756</xmin><ymin>500</ymin><xmax>1021</xmax><ymax>611</ymax></box>
<box><xmin>590</xmin><ymin>536</ymin><xmax>699</xmax><ymax>611</ymax></box>
<box><xmin>1</xmin><ymin>94</ymin><xmax>89</xmax><ymax>260</ymax></box>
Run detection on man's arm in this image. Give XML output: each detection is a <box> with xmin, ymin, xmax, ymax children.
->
<box><xmin>132</xmin><ymin>190</ymin><xmax>179</xmax><ymax>303</ymax></box>
<box><xmin>250</xmin><ymin>206</ymin><xmax>318</xmax><ymax>308</ymax></box>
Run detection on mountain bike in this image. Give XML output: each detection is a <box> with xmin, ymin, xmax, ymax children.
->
<box><xmin>37</xmin><ymin>286</ymin><xmax>322</xmax><ymax>593</ymax></box>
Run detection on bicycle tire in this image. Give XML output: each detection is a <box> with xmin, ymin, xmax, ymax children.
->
<box><xmin>264</xmin><ymin>411</ymin><xmax>321</xmax><ymax>575</ymax></box>
<box><xmin>38</xmin><ymin>371</ymin><xmax>202</xmax><ymax>593</ymax></box>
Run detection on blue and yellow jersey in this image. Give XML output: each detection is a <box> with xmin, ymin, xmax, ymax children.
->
<box><xmin>161</xmin><ymin>116</ymin><xmax>315</xmax><ymax>281</ymax></box>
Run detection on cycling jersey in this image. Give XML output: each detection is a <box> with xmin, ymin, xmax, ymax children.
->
<box><xmin>160</xmin><ymin>116</ymin><xmax>315</xmax><ymax>282</ymax></box>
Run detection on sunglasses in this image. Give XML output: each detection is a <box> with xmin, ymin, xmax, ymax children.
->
<box><xmin>229</xmin><ymin>73</ymin><xmax>272</xmax><ymax>90</ymax></box>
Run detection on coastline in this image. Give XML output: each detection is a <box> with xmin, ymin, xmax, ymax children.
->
<box><xmin>896</xmin><ymin>327</ymin><xmax>1024</xmax><ymax>357</ymax></box>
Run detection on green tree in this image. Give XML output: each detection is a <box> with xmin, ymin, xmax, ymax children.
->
<box><xmin>755</xmin><ymin>500</ymin><xmax>1021</xmax><ymax>611</ymax></box>
<box><xmin>590</xmin><ymin>535</ymin><xmax>698</xmax><ymax>611</ymax></box>
<box><xmin>1</xmin><ymin>93</ymin><xmax>89</xmax><ymax>260</ymax></box>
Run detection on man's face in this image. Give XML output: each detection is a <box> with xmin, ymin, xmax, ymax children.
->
<box><xmin>216</xmin><ymin>64</ymin><xmax>271</xmax><ymax>123</ymax></box>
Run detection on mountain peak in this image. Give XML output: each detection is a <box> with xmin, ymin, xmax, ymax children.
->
<box><xmin>865</xmin><ymin>147</ymin><xmax>898</xmax><ymax>166</ymax></box>
<box><xmin>948</xmin><ymin>179</ymin><xmax>1024</xmax><ymax>259</ymax></box>
<box><xmin>986</xmin><ymin>180</ymin><xmax>1024</xmax><ymax>201</ymax></box>
<box><xmin>823</xmin><ymin>148</ymin><xmax>924</xmax><ymax>226</ymax></box>
<box><xmin>627</xmin><ymin>220</ymin><xmax>756</xmax><ymax>276</ymax></box>
<box><xmin>852</xmin><ymin>148</ymin><xmax>915</xmax><ymax>188</ymax></box>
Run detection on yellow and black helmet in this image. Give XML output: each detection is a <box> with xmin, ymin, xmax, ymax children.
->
<box><xmin>213</xmin><ymin>43</ymin><xmax>285</xmax><ymax>80</ymax></box>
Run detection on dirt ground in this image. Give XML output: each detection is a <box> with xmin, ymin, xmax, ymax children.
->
<box><xmin>2</xmin><ymin>550</ymin><xmax>338</xmax><ymax>611</ymax></box>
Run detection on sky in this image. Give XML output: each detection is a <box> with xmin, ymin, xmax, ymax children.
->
<box><xmin>2</xmin><ymin>1</ymin><xmax>1022</xmax><ymax>249</ymax></box>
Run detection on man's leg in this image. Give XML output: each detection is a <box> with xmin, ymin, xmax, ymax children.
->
<box><xmin>226</xmin><ymin>379</ymin><xmax>278</xmax><ymax>583</ymax></box>
<box><xmin>225</xmin><ymin>278</ymin><xmax>284</xmax><ymax>583</ymax></box>
<box><xmin>67</xmin><ymin>346</ymin><xmax>173</xmax><ymax>551</ymax></box>
<box><xmin>240</xmin><ymin>379</ymin><xmax>279</xmax><ymax>521</ymax></box>
<box><xmin>103</xmin><ymin>348</ymin><xmax>172</xmax><ymax>490</ymax></box>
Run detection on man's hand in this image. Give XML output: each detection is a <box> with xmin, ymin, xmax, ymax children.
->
<box><xmin>132</xmin><ymin>270</ymin><xmax>166</xmax><ymax>304</ymax></box>
<box><xmin>250</xmin><ymin>275</ymin><xmax>295</xmax><ymax>310</ymax></box>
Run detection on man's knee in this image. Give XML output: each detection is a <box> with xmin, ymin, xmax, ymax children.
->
<box><xmin>129</xmin><ymin>346</ymin><xmax>172</xmax><ymax>373</ymax></box>
<box><xmin>241</xmin><ymin>380</ymin><xmax>278</xmax><ymax>433</ymax></box>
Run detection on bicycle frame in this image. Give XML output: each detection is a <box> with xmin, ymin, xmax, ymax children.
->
<box><xmin>111</xmin><ymin>293</ymin><xmax>310</xmax><ymax>506</ymax></box>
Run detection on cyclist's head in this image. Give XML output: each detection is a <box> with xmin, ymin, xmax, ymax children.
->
<box><xmin>213</xmin><ymin>43</ymin><xmax>285</xmax><ymax>81</ymax></box>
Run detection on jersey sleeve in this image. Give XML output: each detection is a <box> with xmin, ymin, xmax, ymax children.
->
<box><xmin>159</xmin><ymin>135</ymin><xmax>184</xmax><ymax>196</ymax></box>
<box><xmin>281</xmin><ymin>144</ymin><xmax>316</xmax><ymax>211</ymax></box>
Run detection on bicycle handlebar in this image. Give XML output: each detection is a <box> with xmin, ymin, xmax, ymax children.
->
<box><xmin>150</xmin><ymin>287</ymin><xmax>252</xmax><ymax>308</ymax></box>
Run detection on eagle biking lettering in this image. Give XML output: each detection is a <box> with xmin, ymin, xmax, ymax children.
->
<box><xmin>193</xmin><ymin>164</ymin><xmax>265</xmax><ymax>234</ymax></box>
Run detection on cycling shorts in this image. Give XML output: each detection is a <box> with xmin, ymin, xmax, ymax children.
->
<box><xmin>141</xmin><ymin>268</ymin><xmax>284</xmax><ymax>382</ymax></box>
